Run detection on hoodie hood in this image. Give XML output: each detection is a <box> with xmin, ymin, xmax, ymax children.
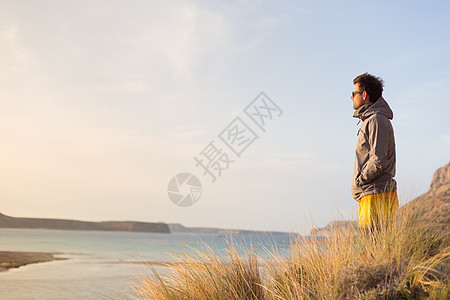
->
<box><xmin>353</xmin><ymin>96</ymin><xmax>394</xmax><ymax>121</ymax></box>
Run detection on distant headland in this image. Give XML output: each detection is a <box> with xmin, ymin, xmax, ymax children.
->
<box><xmin>0</xmin><ymin>212</ymin><xmax>295</xmax><ymax>236</ymax></box>
<box><xmin>0</xmin><ymin>213</ymin><xmax>171</xmax><ymax>233</ymax></box>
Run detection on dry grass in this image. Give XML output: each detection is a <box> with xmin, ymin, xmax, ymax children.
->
<box><xmin>128</xmin><ymin>207</ymin><xmax>449</xmax><ymax>299</ymax></box>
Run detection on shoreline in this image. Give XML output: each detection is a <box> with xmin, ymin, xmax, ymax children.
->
<box><xmin>100</xmin><ymin>260</ymin><xmax>190</xmax><ymax>267</ymax></box>
<box><xmin>0</xmin><ymin>251</ymin><xmax>66</xmax><ymax>272</ymax></box>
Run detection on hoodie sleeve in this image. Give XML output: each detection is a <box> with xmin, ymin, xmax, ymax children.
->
<box><xmin>357</xmin><ymin>116</ymin><xmax>390</xmax><ymax>185</ymax></box>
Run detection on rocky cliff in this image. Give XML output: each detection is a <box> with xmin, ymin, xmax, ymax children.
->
<box><xmin>400</xmin><ymin>161</ymin><xmax>450</xmax><ymax>230</ymax></box>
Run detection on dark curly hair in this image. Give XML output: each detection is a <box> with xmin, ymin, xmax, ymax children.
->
<box><xmin>353</xmin><ymin>73</ymin><xmax>384</xmax><ymax>103</ymax></box>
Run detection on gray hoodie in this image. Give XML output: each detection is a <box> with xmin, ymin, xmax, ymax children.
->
<box><xmin>351</xmin><ymin>96</ymin><xmax>397</xmax><ymax>201</ymax></box>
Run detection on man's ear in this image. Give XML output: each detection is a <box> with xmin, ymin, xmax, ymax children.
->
<box><xmin>363</xmin><ymin>91</ymin><xmax>369</xmax><ymax>103</ymax></box>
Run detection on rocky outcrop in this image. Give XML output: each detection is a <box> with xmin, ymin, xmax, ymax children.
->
<box><xmin>0</xmin><ymin>213</ymin><xmax>170</xmax><ymax>233</ymax></box>
<box><xmin>400</xmin><ymin>162</ymin><xmax>450</xmax><ymax>229</ymax></box>
<box><xmin>430</xmin><ymin>162</ymin><xmax>450</xmax><ymax>191</ymax></box>
<box><xmin>309</xmin><ymin>220</ymin><xmax>357</xmax><ymax>238</ymax></box>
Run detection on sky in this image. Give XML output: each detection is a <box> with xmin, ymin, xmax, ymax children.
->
<box><xmin>1</xmin><ymin>0</ymin><xmax>449</xmax><ymax>234</ymax></box>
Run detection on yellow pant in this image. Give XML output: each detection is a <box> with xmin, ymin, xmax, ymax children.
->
<box><xmin>358</xmin><ymin>191</ymin><xmax>399</xmax><ymax>228</ymax></box>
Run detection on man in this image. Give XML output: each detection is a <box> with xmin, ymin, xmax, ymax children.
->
<box><xmin>351</xmin><ymin>73</ymin><xmax>398</xmax><ymax>230</ymax></box>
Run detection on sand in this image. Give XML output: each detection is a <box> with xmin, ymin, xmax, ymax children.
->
<box><xmin>0</xmin><ymin>250</ymin><xmax>65</xmax><ymax>272</ymax></box>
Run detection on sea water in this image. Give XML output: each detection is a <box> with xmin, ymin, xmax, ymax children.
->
<box><xmin>0</xmin><ymin>228</ymin><xmax>293</xmax><ymax>299</ymax></box>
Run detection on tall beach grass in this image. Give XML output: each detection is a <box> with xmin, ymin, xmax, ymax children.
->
<box><xmin>129</xmin><ymin>206</ymin><xmax>449</xmax><ymax>299</ymax></box>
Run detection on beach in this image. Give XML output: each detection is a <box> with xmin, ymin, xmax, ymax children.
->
<box><xmin>0</xmin><ymin>250</ymin><xmax>64</xmax><ymax>272</ymax></box>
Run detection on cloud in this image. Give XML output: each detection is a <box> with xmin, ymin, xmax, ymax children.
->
<box><xmin>169</xmin><ymin>126</ymin><xmax>208</xmax><ymax>141</ymax></box>
<box><xmin>443</xmin><ymin>135</ymin><xmax>450</xmax><ymax>145</ymax></box>
<box><xmin>1</xmin><ymin>1</ymin><xmax>284</xmax><ymax>114</ymax></box>
<box><xmin>0</xmin><ymin>25</ymin><xmax>37</xmax><ymax>78</ymax></box>
<box><xmin>1</xmin><ymin>2</ymin><xmax>230</xmax><ymax>94</ymax></box>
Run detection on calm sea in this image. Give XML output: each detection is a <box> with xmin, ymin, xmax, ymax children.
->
<box><xmin>0</xmin><ymin>228</ymin><xmax>293</xmax><ymax>299</ymax></box>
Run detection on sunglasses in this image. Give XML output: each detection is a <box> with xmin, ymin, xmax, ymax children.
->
<box><xmin>352</xmin><ymin>91</ymin><xmax>363</xmax><ymax>97</ymax></box>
